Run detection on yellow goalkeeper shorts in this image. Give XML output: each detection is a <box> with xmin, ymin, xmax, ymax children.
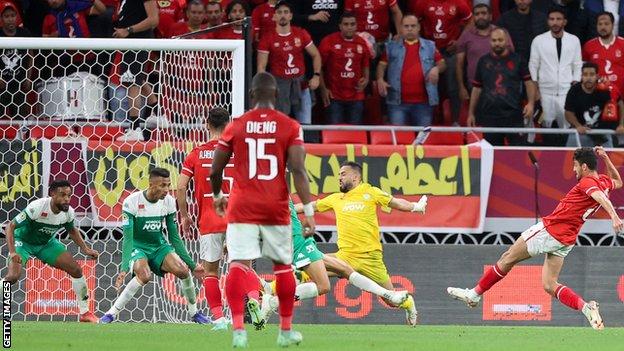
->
<box><xmin>335</xmin><ymin>250</ymin><xmax>391</xmax><ymax>286</ymax></box>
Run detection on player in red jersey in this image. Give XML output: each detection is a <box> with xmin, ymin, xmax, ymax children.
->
<box><xmin>583</xmin><ymin>11</ymin><xmax>624</xmax><ymax>96</ymax></box>
<box><xmin>176</xmin><ymin>108</ymin><xmax>233</xmax><ymax>331</ymax></box>
<box><xmin>448</xmin><ymin>147</ymin><xmax>623</xmax><ymax>330</ymax></box>
<box><xmin>344</xmin><ymin>0</ymin><xmax>402</xmax><ymax>43</ymax></box>
<box><xmin>213</xmin><ymin>0</ymin><xmax>248</xmax><ymax>39</ymax></box>
<box><xmin>210</xmin><ymin>72</ymin><xmax>315</xmax><ymax>348</ymax></box>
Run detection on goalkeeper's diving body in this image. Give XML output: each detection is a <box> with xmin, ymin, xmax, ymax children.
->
<box><xmin>2</xmin><ymin>179</ymin><xmax>99</xmax><ymax>323</ymax></box>
<box><xmin>100</xmin><ymin>168</ymin><xmax>208</xmax><ymax>324</ymax></box>
<box><xmin>297</xmin><ymin>161</ymin><xmax>426</xmax><ymax>326</ymax></box>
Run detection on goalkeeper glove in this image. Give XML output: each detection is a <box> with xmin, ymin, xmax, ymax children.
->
<box><xmin>411</xmin><ymin>195</ymin><xmax>428</xmax><ymax>213</ymax></box>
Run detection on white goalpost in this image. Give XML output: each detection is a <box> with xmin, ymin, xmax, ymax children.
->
<box><xmin>0</xmin><ymin>37</ymin><xmax>246</xmax><ymax>322</ymax></box>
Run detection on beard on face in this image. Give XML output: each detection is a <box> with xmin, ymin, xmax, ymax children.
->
<box><xmin>493</xmin><ymin>46</ymin><xmax>505</xmax><ymax>55</ymax></box>
<box><xmin>475</xmin><ymin>19</ymin><xmax>489</xmax><ymax>30</ymax></box>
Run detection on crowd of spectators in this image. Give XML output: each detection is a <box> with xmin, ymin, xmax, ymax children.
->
<box><xmin>1</xmin><ymin>0</ymin><xmax>624</xmax><ymax>145</ymax></box>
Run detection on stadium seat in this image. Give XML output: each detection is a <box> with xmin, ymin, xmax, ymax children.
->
<box><xmin>30</xmin><ymin>125</ymin><xmax>70</xmax><ymax>139</ymax></box>
<box><xmin>369</xmin><ymin>130</ymin><xmax>416</xmax><ymax>145</ymax></box>
<box><xmin>81</xmin><ymin>125</ymin><xmax>125</xmax><ymax>140</ymax></box>
<box><xmin>322</xmin><ymin>127</ymin><xmax>368</xmax><ymax>144</ymax></box>
<box><xmin>423</xmin><ymin>132</ymin><xmax>465</xmax><ymax>145</ymax></box>
<box><xmin>0</xmin><ymin>125</ymin><xmax>20</xmax><ymax>139</ymax></box>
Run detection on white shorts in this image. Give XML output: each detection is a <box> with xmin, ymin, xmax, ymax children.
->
<box><xmin>225</xmin><ymin>223</ymin><xmax>292</xmax><ymax>264</ymax></box>
<box><xmin>520</xmin><ymin>222</ymin><xmax>573</xmax><ymax>258</ymax></box>
<box><xmin>199</xmin><ymin>233</ymin><xmax>225</xmax><ymax>263</ymax></box>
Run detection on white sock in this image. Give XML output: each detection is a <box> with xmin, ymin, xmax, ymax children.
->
<box><xmin>349</xmin><ymin>272</ymin><xmax>394</xmax><ymax>299</ymax></box>
<box><xmin>71</xmin><ymin>276</ymin><xmax>89</xmax><ymax>314</ymax></box>
<box><xmin>108</xmin><ymin>277</ymin><xmax>143</xmax><ymax>316</ymax></box>
<box><xmin>468</xmin><ymin>289</ymin><xmax>480</xmax><ymax>299</ymax></box>
<box><xmin>181</xmin><ymin>276</ymin><xmax>198</xmax><ymax>315</ymax></box>
<box><xmin>295</xmin><ymin>282</ymin><xmax>319</xmax><ymax>301</ymax></box>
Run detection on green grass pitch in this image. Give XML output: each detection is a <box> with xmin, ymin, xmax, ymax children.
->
<box><xmin>9</xmin><ymin>322</ymin><xmax>624</xmax><ymax>351</ymax></box>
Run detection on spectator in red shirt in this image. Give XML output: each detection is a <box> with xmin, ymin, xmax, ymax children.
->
<box><xmin>319</xmin><ymin>12</ymin><xmax>370</xmax><ymax>125</ymax></box>
<box><xmin>205</xmin><ymin>0</ymin><xmax>223</xmax><ymax>27</ymax></box>
<box><xmin>412</xmin><ymin>0</ymin><xmax>472</xmax><ymax>124</ymax></box>
<box><xmin>456</xmin><ymin>3</ymin><xmax>514</xmax><ymax>103</ymax></box>
<box><xmin>251</xmin><ymin>0</ymin><xmax>276</xmax><ymax>42</ymax></box>
<box><xmin>376</xmin><ymin>14</ymin><xmax>445</xmax><ymax>126</ymax></box>
<box><xmin>43</xmin><ymin>0</ymin><xmax>106</xmax><ymax>38</ymax></box>
<box><xmin>583</xmin><ymin>11</ymin><xmax>624</xmax><ymax>97</ymax></box>
<box><xmin>257</xmin><ymin>1</ymin><xmax>322</xmax><ymax>124</ymax></box>
<box><xmin>344</xmin><ymin>0</ymin><xmax>402</xmax><ymax>43</ymax></box>
<box><xmin>155</xmin><ymin>0</ymin><xmax>183</xmax><ymax>37</ymax></box>
<box><xmin>168</xmin><ymin>0</ymin><xmax>209</xmax><ymax>37</ymax></box>
<box><xmin>214</xmin><ymin>0</ymin><xmax>249</xmax><ymax>39</ymax></box>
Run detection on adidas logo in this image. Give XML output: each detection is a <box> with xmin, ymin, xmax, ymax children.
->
<box><xmin>297</xmin><ymin>253</ymin><xmax>305</xmax><ymax>259</ymax></box>
<box><xmin>120</xmin><ymin>71</ymin><xmax>136</xmax><ymax>83</ymax></box>
<box><xmin>312</xmin><ymin>0</ymin><xmax>338</xmax><ymax>10</ymax></box>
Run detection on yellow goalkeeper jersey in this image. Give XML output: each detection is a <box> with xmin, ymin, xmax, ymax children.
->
<box><xmin>316</xmin><ymin>183</ymin><xmax>392</xmax><ymax>254</ymax></box>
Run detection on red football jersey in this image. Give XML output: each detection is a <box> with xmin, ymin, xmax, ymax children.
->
<box><xmin>167</xmin><ymin>22</ymin><xmax>212</xmax><ymax>38</ymax></box>
<box><xmin>213</xmin><ymin>27</ymin><xmax>243</xmax><ymax>39</ymax></box>
<box><xmin>412</xmin><ymin>0</ymin><xmax>472</xmax><ymax>49</ymax></box>
<box><xmin>543</xmin><ymin>174</ymin><xmax>615</xmax><ymax>245</ymax></box>
<box><xmin>344</xmin><ymin>0</ymin><xmax>398</xmax><ymax>42</ymax></box>
<box><xmin>257</xmin><ymin>27</ymin><xmax>313</xmax><ymax>79</ymax></box>
<box><xmin>156</xmin><ymin>0</ymin><xmax>184</xmax><ymax>38</ymax></box>
<box><xmin>181</xmin><ymin>140</ymin><xmax>232</xmax><ymax>234</ymax></box>
<box><xmin>583</xmin><ymin>36</ymin><xmax>624</xmax><ymax>95</ymax></box>
<box><xmin>251</xmin><ymin>1</ymin><xmax>276</xmax><ymax>41</ymax></box>
<box><xmin>318</xmin><ymin>32</ymin><xmax>370</xmax><ymax>101</ymax></box>
<box><xmin>217</xmin><ymin>108</ymin><xmax>304</xmax><ymax>225</ymax></box>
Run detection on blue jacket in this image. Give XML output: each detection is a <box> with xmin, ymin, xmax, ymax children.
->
<box><xmin>383</xmin><ymin>37</ymin><xmax>439</xmax><ymax>106</ymax></box>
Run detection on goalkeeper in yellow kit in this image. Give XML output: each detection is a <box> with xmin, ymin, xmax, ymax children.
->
<box><xmin>296</xmin><ymin>161</ymin><xmax>427</xmax><ymax>326</ymax></box>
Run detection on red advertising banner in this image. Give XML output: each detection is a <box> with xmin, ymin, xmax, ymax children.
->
<box><xmin>25</xmin><ymin>259</ymin><xmax>96</xmax><ymax>315</ymax></box>
<box><xmin>487</xmin><ymin>148</ymin><xmax>624</xmax><ymax>219</ymax></box>
<box><xmin>482</xmin><ymin>265</ymin><xmax>551</xmax><ymax>321</ymax></box>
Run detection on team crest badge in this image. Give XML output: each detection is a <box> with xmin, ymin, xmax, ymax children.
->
<box><xmin>294</xmin><ymin>37</ymin><xmax>301</xmax><ymax>47</ymax></box>
<box><xmin>357</xmin><ymin>45</ymin><xmax>363</xmax><ymax>54</ymax></box>
<box><xmin>449</xmin><ymin>5</ymin><xmax>456</xmax><ymax>16</ymax></box>
<box><xmin>616</xmin><ymin>50</ymin><xmax>622</xmax><ymax>58</ymax></box>
<box><xmin>363</xmin><ymin>194</ymin><xmax>371</xmax><ymax>200</ymax></box>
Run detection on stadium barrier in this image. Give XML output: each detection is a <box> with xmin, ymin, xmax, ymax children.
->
<box><xmin>2</xmin><ymin>241</ymin><xmax>623</xmax><ymax>326</ymax></box>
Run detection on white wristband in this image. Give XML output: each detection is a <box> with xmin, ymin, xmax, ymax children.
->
<box><xmin>411</xmin><ymin>202</ymin><xmax>418</xmax><ymax>212</ymax></box>
<box><xmin>303</xmin><ymin>203</ymin><xmax>315</xmax><ymax>217</ymax></box>
<box><xmin>213</xmin><ymin>191</ymin><xmax>223</xmax><ymax>200</ymax></box>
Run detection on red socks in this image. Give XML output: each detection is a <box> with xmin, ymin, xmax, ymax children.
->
<box><xmin>225</xmin><ymin>262</ymin><xmax>249</xmax><ymax>330</ymax></box>
<box><xmin>203</xmin><ymin>275</ymin><xmax>223</xmax><ymax>319</ymax></box>
<box><xmin>274</xmin><ymin>264</ymin><xmax>296</xmax><ymax>331</ymax></box>
<box><xmin>554</xmin><ymin>285</ymin><xmax>585</xmax><ymax>311</ymax></box>
<box><xmin>246</xmin><ymin>269</ymin><xmax>260</xmax><ymax>301</ymax></box>
<box><xmin>474</xmin><ymin>264</ymin><xmax>507</xmax><ymax>295</ymax></box>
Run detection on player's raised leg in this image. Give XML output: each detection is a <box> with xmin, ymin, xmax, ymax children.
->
<box><xmin>160</xmin><ymin>252</ymin><xmax>209</xmax><ymax>324</ymax></box>
<box><xmin>101</xmin><ymin>258</ymin><xmax>150</xmax><ymax>323</ymax></box>
<box><xmin>448</xmin><ymin>235</ymin><xmax>531</xmax><ymax>307</ymax></box>
<box><xmin>542</xmin><ymin>253</ymin><xmax>603</xmax><ymax>329</ymax></box>
<box><xmin>51</xmin><ymin>250</ymin><xmax>98</xmax><ymax>323</ymax></box>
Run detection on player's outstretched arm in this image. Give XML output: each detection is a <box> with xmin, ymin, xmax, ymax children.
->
<box><xmin>590</xmin><ymin>191</ymin><xmax>623</xmax><ymax>233</ymax></box>
<box><xmin>294</xmin><ymin>201</ymin><xmax>318</xmax><ymax>214</ymax></box>
<box><xmin>165</xmin><ymin>214</ymin><xmax>197</xmax><ymax>272</ymax></box>
<box><xmin>388</xmin><ymin>195</ymin><xmax>428</xmax><ymax>213</ymax></box>
<box><xmin>288</xmin><ymin>144</ymin><xmax>315</xmax><ymax>235</ymax></box>
<box><xmin>67</xmin><ymin>227</ymin><xmax>98</xmax><ymax>258</ymax></box>
<box><xmin>595</xmin><ymin>146</ymin><xmax>623</xmax><ymax>189</ymax></box>
<box><xmin>176</xmin><ymin>174</ymin><xmax>193</xmax><ymax>235</ymax></box>
<box><xmin>210</xmin><ymin>148</ymin><xmax>232</xmax><ymax>216</ymax></box>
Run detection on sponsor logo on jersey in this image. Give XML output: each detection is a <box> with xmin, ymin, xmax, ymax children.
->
<box><xmin>142</xmin><ymin>220</ymin><xmax>162</xmax><ymax>231</ymax></box>
<box><xmin>39</xmin><ymin>226</ymin><xmax>60</xmax><ymax>235</ymax></box>
<box><xmin>41</xmin><ymin>212</ymin><xmax>47</xmax><ymax>218</ymax></box>
<box><xmin>342</xmin><ymin>202</ymin><xmax>365</xmax><ymax>212</ymax></box>
<box><xmin>138</xmin><ymin>204</ymin><xmax>145</xmax><ymax>210</ymax></box>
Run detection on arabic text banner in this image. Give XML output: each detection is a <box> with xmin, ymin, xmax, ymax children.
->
<box><xmin>291</xmin><ymin>141</ymin><xmax>494</xmax><ymax>233</ymax></box>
